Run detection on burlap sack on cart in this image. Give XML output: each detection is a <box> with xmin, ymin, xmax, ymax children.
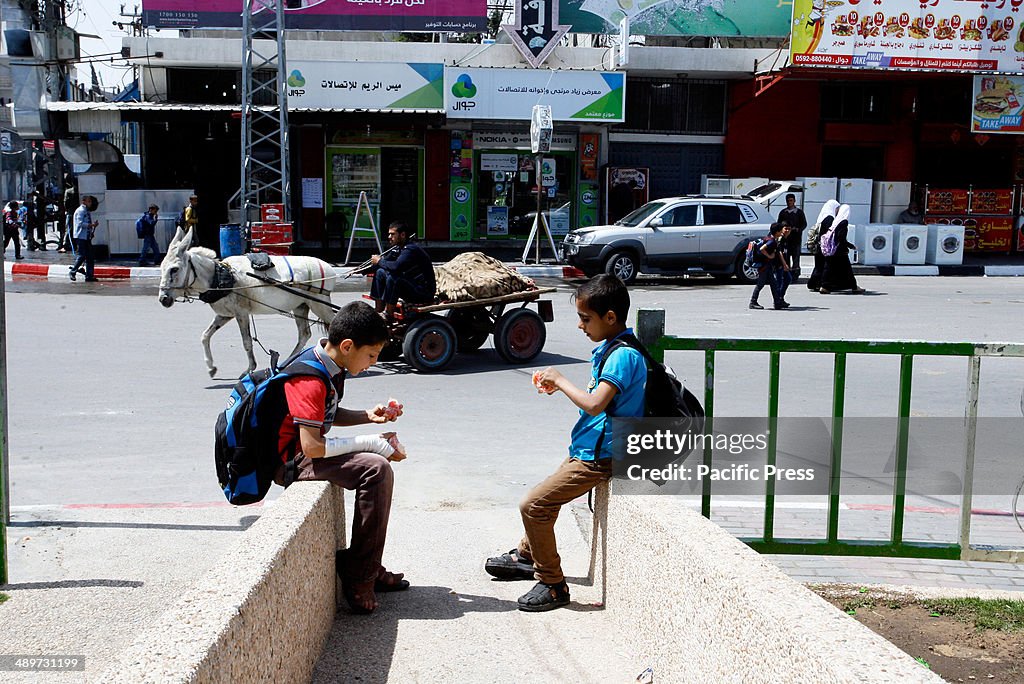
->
<box><xmin>434</xmin><ymin>252</ymin><xmax>536</xmax><ymax>302</ymax></box>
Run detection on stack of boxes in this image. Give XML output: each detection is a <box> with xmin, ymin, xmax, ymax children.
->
<box><xmin>250</xmin><ymin>204</ymin><xmax>293</xmax><ymax>256</ymax></box>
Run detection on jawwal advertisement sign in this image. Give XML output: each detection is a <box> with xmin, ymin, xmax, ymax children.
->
<box><xmin>971</xmin><ymin>74</ymin><xmax>1024</xmax><ymax>134</ymax></box>
<box><xmin>285</xmin><ymin>62</ymin><xmax>443</xmax><ymax>110</ymax></box>
<box><xmin>444</xmin><ymin>68</ymin><xmax>625</xmax><ymax>122</ymax></box>
<box><xmin>790</xmin><ymin>0</ymin><xmax>1024</xmax><ymax>72</ymax></box>
<box><xmin>142</xmin><ymin>0</ymin><xmax>486</xmax><ymax>32</ymax></box>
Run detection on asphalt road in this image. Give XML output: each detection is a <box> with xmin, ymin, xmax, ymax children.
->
<box><xmin>4</xmin><ymin>272</ymin><xmax>1024</xmax><ymax>511</ymax></box>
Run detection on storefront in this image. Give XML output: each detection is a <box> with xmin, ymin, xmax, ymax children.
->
<box><xmin>324</xmin><ymin>130</ymin><xmax>425</xmax><ymax>238</ymax></box>
<box><xmin>443</xmin><ymin>67</ymin><xmax>621</xmax><ymax>241</ymax></box>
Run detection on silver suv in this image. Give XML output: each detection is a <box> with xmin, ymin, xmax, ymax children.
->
<box><xmin>561</xmin><ymin>196</ymin><xmax>773</xmax><ymax>284</ymax></box>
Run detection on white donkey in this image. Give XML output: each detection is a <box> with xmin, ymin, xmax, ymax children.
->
<box><xmin>158</xmin><ymin>227</ymin><xmax>339</xmax><ymax>377</ymax></box>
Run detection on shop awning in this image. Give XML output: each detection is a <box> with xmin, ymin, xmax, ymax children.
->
<box><xmin>45</xmin><ymin>101</ymin><xmax>443</xmax><ymax>114</ymax></box>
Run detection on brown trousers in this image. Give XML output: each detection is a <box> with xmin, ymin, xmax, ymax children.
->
<box><xmin>517</xmin><ymin>457</ymin><xmax>612</xmax><ymax>584</ymax></box>
<box><xmin>279</xmin><ymin>452</ymin><xmax>394</xmax><ymax>584</ymax></box>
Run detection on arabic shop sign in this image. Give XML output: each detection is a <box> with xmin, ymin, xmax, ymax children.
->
<box><xmin>141</xmin><ymin>0</ymin><xmax>486</xmax><ymax>32</ymax></box>
<box><xmin>791</xmin><ymin>0</ymin><xmax>1024</xmax><ymax>72</ymax></box>
<box><xmin>444</xmin><ymin>68</ymin><xmax>625</xmax><ymax>122</ymax></box>
<box><xmin>286</xmin><ymin>62</ymin><xmax>443</xmax><ymax>110</ymax></box>
<box><xmin>971</xmin><ymin>74</ymin><xmax>1024</xmax><ymax>134</ymax></box>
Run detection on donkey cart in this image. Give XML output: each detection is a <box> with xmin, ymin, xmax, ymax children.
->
<box><xmin>380</xmin><ymin>287</ymin><xmax>557</xmax><ymax>372</ymax></box>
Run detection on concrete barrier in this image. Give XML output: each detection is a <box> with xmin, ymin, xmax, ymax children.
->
<box><xmin>95</xmin><ymin>483</ymin><xmax>345</xmax><ymax>683</ymax></box>
<box><xmin>594</xmin><ymin>486</ymin><xmax>942</xmax><ymax>683</ymax></box>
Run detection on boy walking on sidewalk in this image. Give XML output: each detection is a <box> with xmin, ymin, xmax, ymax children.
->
<box><xmin>485</xmin><ymin>275</ymin><xmax>647</xmax><ymax>611</ymax></box>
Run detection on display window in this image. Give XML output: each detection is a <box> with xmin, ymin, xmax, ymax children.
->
<box><xmin>325</xmin><ymin>144</ymin><xmax>424</xmax><ymax>237</ymax></box>
<box><xmin>475</xmin><ymin>150</ymin><xmax>576</xmax><ymax>239</ymax></box>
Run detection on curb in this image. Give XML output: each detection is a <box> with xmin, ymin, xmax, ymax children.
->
<box><xmin>5</xmin><ymin>260</ymin><xmax>1024</xmax><ymax>282</ymax></box>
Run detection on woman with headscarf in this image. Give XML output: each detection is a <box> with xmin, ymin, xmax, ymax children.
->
<box><xmin>819</xmin><ymin>204</ymin><xmax>865</xmax><ymax>294</ymax></box>
<box><xmin>805</xmin><ymin>199</ymin><xmax>838</xmax><ymax>291</ymax></box>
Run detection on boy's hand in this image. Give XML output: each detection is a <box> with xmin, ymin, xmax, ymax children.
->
<box><xmin>381</xmin><ymin>431</ymin><xmax>407</xmax><ymax>461</ymax></box>
<box><xmin>534</xmin><ymin>367</ymin><xmax>562</xmax><ymax>394</ymax></box>
<box><xmin>368</xmin><ymin>399</ymin><xmax>403</xmax><ymax>424</ymax></box>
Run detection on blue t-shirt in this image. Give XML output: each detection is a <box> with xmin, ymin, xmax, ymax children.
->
<box><xmin>569</xmin><ymin>329</ymin><xmax>647</xmax><ymax>461</ymax></box>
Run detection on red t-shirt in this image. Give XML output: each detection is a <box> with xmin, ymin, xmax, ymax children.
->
<box><xmin>278</xmin><ymin>376</ymin><xmax>331</xmax><ymax>460</ymax></box>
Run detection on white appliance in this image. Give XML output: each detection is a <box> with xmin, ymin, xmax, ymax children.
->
<box><xmin>796</xmin><ymin>177</ymin><xmax>838</xmax><ymax>204</ymax></box>
<box><xmin>926</xmin><ymin>224</ymin><xmax>966</xmax><ymax>265</ymax></box>
<box><xmin>730</xmin><ymin>177</ymin><xmax>768</xmax><ymax>196</ymax></box>
<box><xmin>851</xmin><ymin>224</ymin><xmax>893</xmax><ymax>266</ymax></box>
<box><xmin>839</xmin><ymin>178</ymin><xmax>873</xmax><ymax>205</ymax></box>
<box><xmin>871</xmin><ymin>181</ymin><xmax>913</xmax><ymax>223</ymax></box>
<box><xmin>701</xmin><ymin>174</ymin><xmax>731</xmax><ymax>195</ymax></box>
<box><xmin>846</xmin><ymin>203</ymin><xmax>871</xmax><ymax>226</ymax></box>
<box><xmin>839</xmin><ymin>178</ymin><xmax>873</xmax><ymax>232</ymax></box>
<box><xmin>892</xmin><ymin>224</ymin><xmax>928</xmax><ymax>265</ymax></box>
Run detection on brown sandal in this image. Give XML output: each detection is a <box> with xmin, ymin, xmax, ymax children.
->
<box><xmin>375</xmin><ymin>568</ymin><xmax>410</xmax><ymax>593</ymax></box>
<box><xmin>342</xmin><ymin>578</ymin><xmax>378</xmax><ymax>614</ymax></box>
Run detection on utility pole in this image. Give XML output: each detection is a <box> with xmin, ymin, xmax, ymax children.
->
<box><xmin>237</xmin><ymin>0</ymin><xmax>290</xmax><ymax>229</ymax></box>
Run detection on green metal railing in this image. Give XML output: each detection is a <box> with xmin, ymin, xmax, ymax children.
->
<box><xmin>635</xmin><ymin>308</ymin><xmax>1024</xmax><ymax>563</ymax></box>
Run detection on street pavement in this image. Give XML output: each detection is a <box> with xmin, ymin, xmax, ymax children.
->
<box><xmin>2</xmin><ymin>269</ymin><xmax>1024</xmax><ymax>680</ymax></box>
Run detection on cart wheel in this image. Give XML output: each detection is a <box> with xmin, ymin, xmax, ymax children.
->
<box><xmin>402</xmin><ymin>315</ymin><xmax>457</xmax><ymax>372</ymax></box>
<box><xmin>378</xmin><ymin>337</ymin><xmax>403</xmax><ymax>362</ymax></box>
<box><xmin>446</xmin><ymin>309</ymin><xmax>491</xmax><ymax>352</ymax></box>
<box><xmin>494</xmin><ymin>308</ymin><xmax>546</xmax><ymax>364</ymax></box>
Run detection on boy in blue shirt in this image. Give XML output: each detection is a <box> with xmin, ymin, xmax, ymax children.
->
<box><xmin>485</xmin><ymin>274</ymin><xmax>647</xmax><ymax>611</ymax></box>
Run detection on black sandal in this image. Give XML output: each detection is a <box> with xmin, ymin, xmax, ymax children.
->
<box><xmin>517</xmin><ymin>580</ymin><xmax>570</xmax><ymax>612</ymax></box>
<box><xmin>485</xmin><ymin>549</ymin><xmax>535</xmax><ymax>581</ymax></box>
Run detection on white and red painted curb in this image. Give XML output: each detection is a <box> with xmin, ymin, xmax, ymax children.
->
<box><xmin>511</xmin><ymin>264</ymin><xmax>586</xmax><ymax>279</ymax></box>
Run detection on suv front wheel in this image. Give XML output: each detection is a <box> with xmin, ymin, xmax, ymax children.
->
<box><xmin>604</xmin><ymin>250</ymin><xmax>639</xmax><ymax>284</ymax></box>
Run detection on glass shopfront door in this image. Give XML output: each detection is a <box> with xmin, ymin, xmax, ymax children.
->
<box><xmin>475</xmin><ymin>150</ymin><xmax>575</xmax><ymax>239</ymax></box>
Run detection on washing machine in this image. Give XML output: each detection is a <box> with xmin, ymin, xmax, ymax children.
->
<box><xmin>926</xmin><ymin>224</ymin><xmax>965</xmax><ymax>265</ymax></box>
<box><xmin>891</xmin><ymin>224</ymin><xmax>928</xmax><ymax>265</ymax></box>
<box><xmin>852</xmin><ymin>224</ymin><xmax>893</xmax><ymax>266</ymax></box>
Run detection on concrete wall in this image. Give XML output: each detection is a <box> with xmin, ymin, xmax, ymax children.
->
<box><xmin>597</xmin><ymin>487</ymin><xmax>942</xmax><ymax>683</ymax></box>
<box><xmin>95</xmin><ymin>483</ymin><xmax>345</xmax><ymax>684</ymax></box>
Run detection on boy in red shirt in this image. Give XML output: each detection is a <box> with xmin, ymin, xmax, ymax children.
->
<box><xmin>275</xmin><ymin>301</ymin><xmax>407</xmax><ymax>614</ymax></box>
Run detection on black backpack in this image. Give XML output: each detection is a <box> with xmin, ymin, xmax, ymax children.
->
<box><xmin>214</xmin><ymin>349</ymin><xmax>336</xmax><ymax>505</ymax></box>
<box><xmin>176</xmin><ymin>205</ymin><xmax>188</xmax><ymax>229</ymax></box>
<box><xmin>600</xmin><ymin>333</ymin><xmax>704</xmax><ymax>424</ymax></box>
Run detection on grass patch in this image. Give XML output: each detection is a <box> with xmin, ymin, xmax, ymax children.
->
<box><xmin>923</xmin><ymin>598</ymin><xmax>1024</xmax><ymax>633</ymax></box>
<box><xmin>0</xmin><ymin>593</ymin><xmax>8</xmax><ymax>605</ymax></box>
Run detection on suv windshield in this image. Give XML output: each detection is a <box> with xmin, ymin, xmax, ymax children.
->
<box><xmin>616</xmin><ymin>201</ymin><xmax>667</xmax><ymax>227</ymax></box>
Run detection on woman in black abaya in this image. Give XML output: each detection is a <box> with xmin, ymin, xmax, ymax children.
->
<box><xmin>819</xmin><ymin>204</ymin><xmax>865</xmax><ymax>294</ymax></box>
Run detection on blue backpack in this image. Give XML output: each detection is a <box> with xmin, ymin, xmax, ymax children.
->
<box><xmin>135</xmin><ymin>214</ymin><xmax>147</xmax><ymax>238</ymax></box>
<box><xmin>744</xmin><ymin>237</ymin><xmax>768</xmax><ymax>269</ymax></box>
<box><xmin>214</xmin><ymin>348</ymin><xmax>338</xmax><ymax>505</ymax></box>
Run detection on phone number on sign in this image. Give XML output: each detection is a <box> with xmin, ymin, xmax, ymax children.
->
<box><xmin>793</xmin><ymin>54</ymin><xmax>852</xmax><ymax>65</ymax></box>
<box><xmin>0</xmin><ymin>656</ymin><xmax>85</xmax><ymax>671</ymax></box>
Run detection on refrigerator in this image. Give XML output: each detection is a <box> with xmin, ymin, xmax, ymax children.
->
<box><xmin>730</xmin><ymin>177</ymin><xmax>768</xmax><ymax>196</ymax></box>
<box><xmin>839</xmin><ymin>178</ymin><xmax>873</xmax><ymax>228</ymax></box>
<box><xmin>701</xmin><ymin>174</ymin><xmax>731</xmax><ymax>195</ymax></box>
<box><xmin>796</xmin><ymin>177</ymin><xmax>838</xmax><ymax>204</ymax></box>
<box><xmin>871</xmin><ymin>181</ymin><xmax>913</xmax><ymax>223</ymax></box>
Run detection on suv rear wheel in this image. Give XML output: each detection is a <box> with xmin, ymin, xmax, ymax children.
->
<box><xmin>604</xmin><ymin>251</ymin><xmax>639</xmax><ymax>284</ymax></box>
<box><xmin>735</xmin><ymin>253</ymin><xmax>758</xmax><ymax>285</ymax></box>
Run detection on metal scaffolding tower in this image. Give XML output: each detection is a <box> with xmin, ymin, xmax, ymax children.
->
<box><xmin>239</xmin><ymin>0</ymin><xmax>290</xmax><ymax>227</ymax></box>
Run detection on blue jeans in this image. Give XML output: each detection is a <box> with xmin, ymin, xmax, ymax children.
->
<box><xmin>138</xmin><ymin>235</ymin><xmax>160</xmax><ymax>264</ymax></box>
<box><xmin>71</xmin><ymin>238</ymin><xmax>94</xmax><ymax>279</ymax></box>
<box><xmin>750</xmin><ymin>266</ymin><xmax>782</xmax><ymax>306</ymax></box>
<box><xmin>773</xmin><ymin>267</ymin><xmax>793</xmax><ymax>299</ymax></box>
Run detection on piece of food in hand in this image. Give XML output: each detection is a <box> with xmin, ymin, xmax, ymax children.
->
<box><xmin>383</xmin><ymin>398</ymin><xmax>403</xmax><ymax>420</ymax></box>
<box><xmin>386</xmin><ymin>433</ymin><xmax>406</xmax><ymax>460</ymax></box>
<box><xmin>532</xmin><ymin>370</ymin><xmax>555</xmax><ymax>394</ymax></box>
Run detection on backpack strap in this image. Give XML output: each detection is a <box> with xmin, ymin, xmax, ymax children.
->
<box><xmin>592</xmin><ymin>334</ymin><xmax>646</xmax><ymax>460</ymax></box>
